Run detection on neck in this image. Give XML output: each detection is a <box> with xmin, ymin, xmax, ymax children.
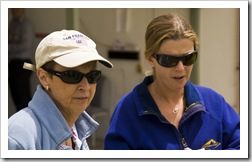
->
<box><xmin>148</xmin><ymin>80</ymin><xmax>186</xmax><ymax>116</ymax></box>
<box><xmin>150</xmin><ymin>80</ymin><xmax>184</xmax><ymax>103</ymax></box>
<box><xmin>63</xmin><ymin>114</ymin><xmax>77</xmax><ymax>129</ymax></box>
<box><xmin>148</xmin><ymin>79</ymin><xmax>186</xmax><ymax>127</ymax></box>
<box><xmin>58</xmin><ymin>108</ymin><xmax>78</xmax><ymax>129</ymax></box>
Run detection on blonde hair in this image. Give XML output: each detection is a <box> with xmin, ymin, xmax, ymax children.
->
<box><xmin>144</xmin><ymin>13</ymin><xmax>199</xmax><ymax>59</ymax></box>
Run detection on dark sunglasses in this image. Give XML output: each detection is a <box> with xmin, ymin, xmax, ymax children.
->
<box><xmin>43</xmin><ymin>68</ymin><xmax>101</xmax><ymax>84</ymax></box>
<box><xmin>153</xmin><ymin>51</ymin><xmax>198</xmax><ymax>67</ymax></box>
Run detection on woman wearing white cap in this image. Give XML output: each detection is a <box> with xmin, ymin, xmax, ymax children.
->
<box><xmin>8</xmin><ymin>29</ymin><xmax>113</xmax><ymax>150</ymax></box>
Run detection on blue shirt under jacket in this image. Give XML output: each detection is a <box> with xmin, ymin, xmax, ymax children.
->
<box><xmin>104</xmin><ymin>76</ymin><xmax>240</xmax><ymax>150</ymax></box>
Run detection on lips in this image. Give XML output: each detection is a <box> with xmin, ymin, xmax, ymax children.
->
<box><xmin>73</xmin><ymin>96</ymin><xmax>89</xmax><ymax>100</ymax></box>
<box><xmin>173</xmin><ymin>76</ymin><xmax>184</xmax><ymax>79</ymax></box>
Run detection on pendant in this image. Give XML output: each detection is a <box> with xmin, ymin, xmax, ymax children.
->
<box><xmin>173</xmin><ymin>107</ymin><xmax>179</xmax><ymax>114</ymax></box>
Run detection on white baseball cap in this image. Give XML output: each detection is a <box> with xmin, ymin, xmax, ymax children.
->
<box><xmin>23</xmin><ymin>29</ymin><xmax>113</xmax><ymax>71</ymax></box>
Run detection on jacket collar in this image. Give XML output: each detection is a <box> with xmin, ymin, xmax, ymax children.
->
<box><xmin>28</xmin><ymin>85</ymin><xmax>99</xmax><ymax>147</ymax></box>
<box><xmin>136</xmin><ymin>76</ymin><xmax>206</xmax><ymax>117</ymax></box>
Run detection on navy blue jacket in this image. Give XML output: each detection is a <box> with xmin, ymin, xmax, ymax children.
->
<box><xmin>105</xmin><ymin>76</ymin><xmax>240</xmax><ymax>150</ymax></box>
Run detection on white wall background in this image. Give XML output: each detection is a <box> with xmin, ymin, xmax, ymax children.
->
<box><xmin>8</xmin><ymin>8</ymin><xmax>240</xmax><ymax>141</ymax></box>
<box><xmin>198</xmin><ymin>8</ymin><xmax>239</xmax><ymax>112</ymax></box>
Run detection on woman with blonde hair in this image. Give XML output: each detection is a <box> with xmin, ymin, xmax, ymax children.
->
<box><xmin>104</xmin><ymin>13</ymin><xmax>240</xmax><ymax>150</ymax></box>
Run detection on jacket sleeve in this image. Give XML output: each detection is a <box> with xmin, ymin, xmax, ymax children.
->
<box><xmin>8</xmin><ymin>136</ymin><xmax>25</xmax><ymax>150</ymax></box>
<box><xmin>104</xmin><ymin>131</ymin><xmax>130</xmax><ymax>150</ymax></box>
<box><xmin>104</xmin><ymin>106</ymin><xmax>131</xmax><ymax>150</ymax></box>
<box><xmin>221</xmin><ymin>100</ymin><xmax>240</xmax><ymax>150</ymax></box>
<box><xmin>197</xmin><ymin>85</ymin><xmax>240</xmax><ymax>150</ymax></box>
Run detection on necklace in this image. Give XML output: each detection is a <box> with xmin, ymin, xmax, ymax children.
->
<box><xmin>173</xmin><ymin>107</ymin><xmax>179</xmax><ymax>114</ymax></box>
<box><xmin>172</xmin><ymin>96</ymin><xmax>185</xmax><ymax>114</ymax></box>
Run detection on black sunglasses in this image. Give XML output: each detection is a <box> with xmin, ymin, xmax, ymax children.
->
<box><xmin>153</xmin><ymin>51</ymin><xmax>198</xmax><ymax>68</ymax></box>
<box><xmin>43</xmin><ymin>68</ymin><xmax>101</xmax><ymax>84</ymax></box>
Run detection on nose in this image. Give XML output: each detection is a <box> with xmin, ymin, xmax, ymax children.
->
<box><xmin>174</xmin><ymin>61</ymin><xmax>185</xmax><ymax>70</ymax></box>
<box><xmin>78</xmin><ymin>77</ymin><xmax>90</xmax><ymax>90</ymax></box>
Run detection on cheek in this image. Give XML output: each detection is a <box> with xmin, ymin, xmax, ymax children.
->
<box><xmin>155</xmin><ymin>65</ymin><xmax>172</xmax><ymax>77</ymax></box>
<box><xmin>88</xmin><ymin>85</ymin><xmax>97</xmax><ymax>103</ymax></box>
<box><xmin>186</xmin><ymin>66</ymin><xmax>193</xmax><ymax>77</ymax></box>
<box><xmin>50</xmin><ymin>83</ymin><xmax>73</xmax><ymax>104</ymax></box>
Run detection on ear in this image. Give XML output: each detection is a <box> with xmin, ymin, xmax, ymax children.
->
<box><xmin>145</xmin><ymin>55</ymin><xmax>155</xmax><ymax>67</ymax></box>
<box><xmin>37</xmin><ymin>68</ymin><xmax>50</xmax><ymax>89</ymax></box>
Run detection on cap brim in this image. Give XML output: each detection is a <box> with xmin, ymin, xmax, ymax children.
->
<box><xmin>53</xmin><ymin>52</ymin><xmax>113</xmax><ymax>68</ymax></box>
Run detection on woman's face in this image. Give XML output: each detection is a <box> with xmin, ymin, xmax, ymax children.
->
<box><xmin>46</xmin><ymin>61</ymin><xmax>97</xmax><ymax>117</ymax></box>
<box><xmin>149</xmin><ymin>39</ymin><xmax>195</xmax><ymax>91</ymax></box>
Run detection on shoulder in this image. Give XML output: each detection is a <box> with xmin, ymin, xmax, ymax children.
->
<box><xmin>9</xmin><ymin>108</ymin><xmax>40</xmax><ymax>135</ymax></box>
<box><xmin>187</xmin><ymin>82</ymin><xmax>235</xmax><ymax>115</ymax></box>
<box><xmin>187</xmin><ymin>81</ymin><xmax>224</xmax><ymax>99</ymax></box>
<box><xmin>8</xmin><ymin>108</ymin><xmax>41</xmax><ymax>149</ymax></box>
<box><xmin>186</xmin><ymin>81</ymin><xmax>230</xmax><ymax>111</ymax></box>
<box><xmin>115</xmin><ymin>91</ymin><xmax>135</xmax><ymax>110</ymax></box>
<box><xmin>195</xmin><ymin>84</ymin><xmax>224</xmax><ymax>100</ymax></box>
<box><xmin>110</xmin><ymin>86</ymin><xmax>140</xmax><ymax>120</ymax></box>
<box><xmin>115</xmin><ymin>76</ymin><xmax>154</xmax><ymax>110</ymax></box>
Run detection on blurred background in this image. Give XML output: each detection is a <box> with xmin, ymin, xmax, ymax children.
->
<box><xmin>8</xmin><ymin>8</ymin><xmax>240</xmax><ymax>149</ymax></box>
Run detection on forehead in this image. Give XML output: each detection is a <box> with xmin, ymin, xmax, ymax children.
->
<box><xmin>159</xmin><ymin>39</ymin><xmax>194</xmax><ymax>54</ymax></box>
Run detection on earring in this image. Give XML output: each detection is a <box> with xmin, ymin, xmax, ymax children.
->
<box><xmin>46</xmin><ymin>86</ymin><xmax>49</xmax><ymax>91</ymax></box>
